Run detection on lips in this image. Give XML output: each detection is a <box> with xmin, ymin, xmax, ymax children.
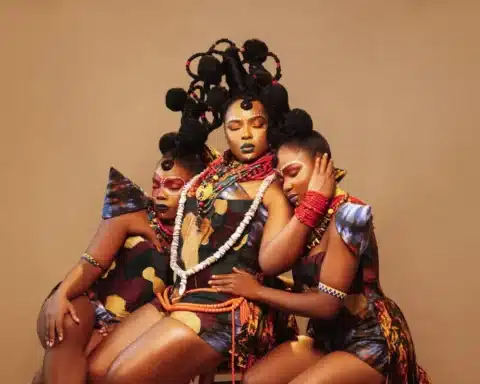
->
<box><xmin>240</xmin><ymin>143</ymin><xmax>255</xmax><ymax>153</ymax></box>
<box><xmin>155</xmin><ymin>204</ymin><xmax>169</xmax><ymax>212</ymax></box>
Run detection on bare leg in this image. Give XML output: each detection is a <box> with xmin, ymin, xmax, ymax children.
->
<box><xmin>31</xmin><ymin>367</ymin><xmax>44</xmax><ymax>384</ymax></box>
<box><xmin>243</xmin><ymin>336</ymin><xmax>323</xmax><ymax>384</ymax></box>
<box><xmin>289</xmin><ymin>351</ymin><xmax>385</xmax><ymax>384</ymax></box>
<box><xmin>103</xmin><ymin>317</ymin><xmax>224</xmax><ymax>384</ymax></box>
<box><xmin>36</xmin><ymin>296</ymin><xmax>95</xmax><ymax>384</ymax></box>
<box><xmin>88</xmin><ymin>303</ymin><xmax>165</xmax><ymax>380</ymax></box>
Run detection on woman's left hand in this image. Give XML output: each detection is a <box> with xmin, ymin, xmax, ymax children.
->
<box><xmin>209</xmin><ymin>267</ymin><xmax>262</xmax><ymax>300</ymax></box>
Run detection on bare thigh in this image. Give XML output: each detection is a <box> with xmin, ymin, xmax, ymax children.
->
<box><xmin>243</xmin><ymin>336</ymin><xmax>324</xmax><ymax>384</ymax></box>
<box><xmin>36</xmin><ymin>296</ymin><xmax>95</xmax><ymax>384</ymax></box>
<box><xmin>289</xmin><ymin>351</ymin><xmax>385</xmax><ymax>384</ymax></box>
<box><xmin>104</xmin><ymin>317</ymin><xmax>224</xmax><ymax>384</ymax></box>
<box><xmin>36</xmin><ymin>295</ymin><xmax>95</xmax><ymax>349</ymax></box>
<box><xmin>88</xmin><ymin>303</ymin><xmax>165</xmax><ymax>379</ymax></box>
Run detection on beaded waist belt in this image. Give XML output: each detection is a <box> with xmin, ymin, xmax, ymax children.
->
<box><xmin>156</xmin><ymin>286</ymin><xmax>250</xmax><ymax>384</ymax></box>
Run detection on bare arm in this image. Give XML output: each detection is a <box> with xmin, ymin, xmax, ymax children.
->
<box><xmin>256</xmin><ymin>218</ymin><xmax>360</xmax><ymax>318</ymax></box>
<box><xmin>258</xmin><ymin>182</ymin><xmax>311</xmax><ymax>275</ymax></box>
<box><xmin>211</xmin><ymin>211</ymin><xmax>369</xmax><ymax>319</ymax></box>
<box><xmin>259</xmin><ymin>156</ymin><xmax>336</xmax><ymax>276</ymax></box>
<box><xmin>57</xmin><ymin>211</ymin><xmax>159</xmax><ymax>300</ymax></box>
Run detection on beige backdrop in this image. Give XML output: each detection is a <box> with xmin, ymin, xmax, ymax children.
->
<box><xmin>1</xmin><ymin>1</ymin><xmax>478</xmax><ymax>383</ymax></box>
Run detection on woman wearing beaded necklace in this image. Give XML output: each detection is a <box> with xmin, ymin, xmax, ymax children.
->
<box><xmin>210</xmin><ymin>124</ymin><xmax>432</xmax><ymax>383</ymax></box>
<box><xmin>33</xmin><ymin>130</ymin><xmax>214</xmax><ymax>384</ymax></box>
<box><xmin>88</xmin><ymin>39</ymin><xmax>329</xmax><ymax>384</ymax></box>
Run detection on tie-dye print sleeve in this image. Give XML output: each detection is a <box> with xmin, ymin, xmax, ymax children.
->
<box><xmin>334</xmin><ymin>202</ymin><xmax>373</xmax><ymax>257</ymax></box>
<box><xmin>101</xmin><ymin>167</ymin><xmax>150</xmax><ymax>219</ymax></box>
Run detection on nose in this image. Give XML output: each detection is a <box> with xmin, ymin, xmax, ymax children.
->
<box><xmin>153</xmin><ymin>187</ymin><xmax>167</xmax><ymax>200</ymax></box>
<box><xmin>283</xmin><ymin>180</ymin><xmax>293</xmax><ymax>195</ymax></box>
<box><xmin>241</xmin><ymin>124</ymin><xmax>253</xmax><ymax>140</ymax></box>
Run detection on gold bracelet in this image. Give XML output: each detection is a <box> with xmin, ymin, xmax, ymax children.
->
<box><xmin>81</xmin><ymin>252</ymin><xmax>103</xmax><ymax>270</ymax></box>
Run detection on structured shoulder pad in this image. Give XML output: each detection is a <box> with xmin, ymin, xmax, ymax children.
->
<box><xmin>334</xmin><ymin>202</ymin><xmax>372</xmax><ymax>256</ymax></box>
<box><xmin>102</xmin><ymin>167</ymin><xmax>150</xmax><ymax>219</ymax></box>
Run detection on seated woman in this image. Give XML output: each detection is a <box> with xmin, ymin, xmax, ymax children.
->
<box><xmin>210</xmin><ymin>123</ymin><xmax>432</xmax><ymax>383</ymax></box>
<box><xmin>33</xmin><ymin>130</ymin><xmax>215</xmax><ymax>384</ymax></box>
<box><xmin>87</xmin><ymin>38</ymin><xmax>316</xmax><ymax>384</ymax></box>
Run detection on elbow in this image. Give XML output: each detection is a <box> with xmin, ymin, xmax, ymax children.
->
<box><xmin>310</xmin><ymin>299</ymin><xmax>342</xmax><ymax>320</ymax></box>
<box><xmin>258</xmin><ymin>259</ymin><xmax>284</xmax><ymax>277</ymax></box>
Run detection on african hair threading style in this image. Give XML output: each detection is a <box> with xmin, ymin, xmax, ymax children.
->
<box><xmin>164</xmin><ymin>38</ymin><xmax>314</xmax><ymax>152</ymax></box>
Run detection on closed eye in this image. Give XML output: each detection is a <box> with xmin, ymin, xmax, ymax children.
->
<box><xmin>226</xmin><ymin>121</ymin><xmax>242</xmax><ymax>131</ymax></box>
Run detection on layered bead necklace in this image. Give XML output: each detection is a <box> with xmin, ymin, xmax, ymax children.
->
<box><xmin>191</xmin><ymin>152</ymin><xmax>276</xmax><ymax>224</ymax></box>
<box><xmin>171</xmin><ymin>152</ymin><xmax>276</xmax><ymax>295</ymax></box>
<box><xmin>146</xmin><ymin>203</ymin><xmax>173</xmax><ymax>251</ymax></box>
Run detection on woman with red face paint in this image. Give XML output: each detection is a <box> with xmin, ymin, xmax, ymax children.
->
<box><xmin>210</xmin><ymin>123</ymin><xmax>432</xmax><ymax>383</ymax></box>
<box><xmin>32</xmin><ymin>130</ymin><xmax>216</xmax><ymax>384</ymax></box>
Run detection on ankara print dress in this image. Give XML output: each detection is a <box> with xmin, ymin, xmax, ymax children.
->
<box><xmin>48</xmin><ymin>167</ymin><xmax>172</xmax><ymax>328</ymax></box>
<box><xmin>161</xmin><ymin>183</ymin><xmax>298</xmax><ymax>369</ymax></box>
<box><xmin>292</xmin><ymin>192</ymin><xmax>431</xmax><ymax>384</ymax></box>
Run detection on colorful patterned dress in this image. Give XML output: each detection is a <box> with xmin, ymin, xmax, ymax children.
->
<box><xmin>292</xmin><ymin>190</ymin><xmax>431</xmax><ymax>383</ymax></box>
<box><xmin>160</xmin><ymin>183</ymin><xmax>298</xmax><ymax>369</ymax></box>
<box><xmin>48</xmin><ymin>167</ymin><xmax>172</xmax><ymax>328</ymax></box>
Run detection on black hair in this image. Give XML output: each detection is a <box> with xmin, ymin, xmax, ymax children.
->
<box><xmin>280</xmin><ymin>131</ymin><xmax>331</xmax><ymax>158</ymax></box>
<box><xmin>164</xmin><ymin>38</ymin><xmax>313</xmax><ymax>152</ymax></box>
<box><xmin>271</xmin><ymin>108</ymin><xmax>332</xmax><ymax>158</ymax></box>
<box><xmin>158</xmin><ymin>131</ymin><xmax>208</xmax><ymax>175</ymax></box>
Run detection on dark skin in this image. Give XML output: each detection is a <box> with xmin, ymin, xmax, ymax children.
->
<box><xmin>33</xmin><ymin>160</ymin><xmax>193</xmax><ymax>384</ymax></box>
<box><xmin>95</xmin><ymin>100</ymin><xmax>324</xmax><ymax>384</ymax></box>
<box><xmin>210</xmin><ymin>146</ymin><xmax>384</xmax><ymax>384</ymax></box>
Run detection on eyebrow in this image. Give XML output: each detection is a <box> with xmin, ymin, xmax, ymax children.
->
<box><xmin>279</xmin><ymin>160</ymin><xmax>304</xmax><ymax>173</ymax></box>
<box><xmin>225</xmin><ymin>113</ymin><xmax>267</xmax><ymax>124</ymax></box>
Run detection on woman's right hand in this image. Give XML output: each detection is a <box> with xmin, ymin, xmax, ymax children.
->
<box><xmin>307</xmin><ymin>153</ymin><xmax>336</xmax><ymax>199</ymax></box>
<box><xmin>43</xmin><ymin>291</ymin><xmax>80</xmax><ymax>347</ymax></box>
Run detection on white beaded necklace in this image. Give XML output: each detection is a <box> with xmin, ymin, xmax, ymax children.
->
<box><xmin>170</xmin><ymin>173</ymin><xmax>276</xmax><ymax>296</ymax></box>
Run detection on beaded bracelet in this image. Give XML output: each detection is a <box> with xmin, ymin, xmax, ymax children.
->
<box><xmin>318</xmin><ymin>282</ymin><xmax>347</xmax><ymax>300</ymax></box>
<box><xmin>294</xmin><ymin>191</ymin><xmax>330</xmax><ymax>228</ymax></box>
<box><xmin>81</xmin><ymin>252</ymin><xmax>103</xmax><ymax>270</ymax></box>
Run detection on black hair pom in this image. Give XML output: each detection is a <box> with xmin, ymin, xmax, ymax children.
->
<box><xmin>240</xmin><ymin>97</ymin><xmax>253</xmax><ymax>110</ymax></box>
<box><xmin>166</xmin><ymin>88</ymin><xmax>188</xmax><ymax>112</ymax></box>
<box><xmin>261</xmin><ymin>83</ymin><xmax>290</xmax><ymax>116</ymax></box>
<box><xmin>159</xmin><ymin>132</ymin><xmax>179</xmax><ymax>155</ymax></box>
<box><xmin>198</xmin><ymin>55</ymin><xmax>223</xmax><ymax>85</ymax></box>
<box><xmin>207</xmin><ymin>86</ymin><xmax>228</xmax><ymax>111</ymax></box>
<box><xmin>178</xmin><ymin>117</ymin><xmax>209</xmax><ymax>153</ymax></box>
<box><xmin>242</xmin><ymin>39</ymin><xmax>269</xmax><ymax>64</ymax></box>
<box><xmin>250</xmin><ymin>65</ymin><xmax>273</xmax><ymax>86</ymax></box>
<box><xmin>284</xmin><ymin>109</ymin><xmax>313</xmax><ymax>137</ymax></box>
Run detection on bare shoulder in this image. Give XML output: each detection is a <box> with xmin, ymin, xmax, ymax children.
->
<box><xmin>263</xmin><ymin>180</ymin><xmax>289</xmax><ymax>208</ymax></box>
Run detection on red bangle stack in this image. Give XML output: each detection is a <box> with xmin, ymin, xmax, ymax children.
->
<box><xmin>295</xmin><ymin>191</ymin><xmax>330</xmax><ymax>228</ymax></box>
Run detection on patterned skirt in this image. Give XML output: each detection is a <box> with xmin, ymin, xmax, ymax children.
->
<box><xmin>308</xmin><ymin>294</ymin><xmax>431</xmax><ymax>383</ymax></box>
